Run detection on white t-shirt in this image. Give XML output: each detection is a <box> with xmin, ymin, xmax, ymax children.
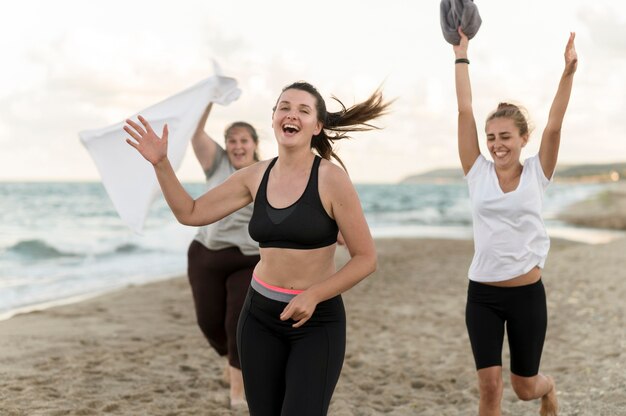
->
<box><xmin>465</xmin><ymin>154</ymin><xmax>551</xmax><ymax>282</ymax></box>
<box><xmin>194</xmin><ymin>147</ymin><xmax>259</xmax><ymax>256</ymax></box>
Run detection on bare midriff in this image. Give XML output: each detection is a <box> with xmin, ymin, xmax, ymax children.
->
<box><xmin>253</xmin><ymin>244</ymin><xmax>337</xmax><ymax>291</ymax></box>
<box><xmin>482</xmin><ymin>266</ymin><xmax>542</xmax><ymax>287</ymax></box>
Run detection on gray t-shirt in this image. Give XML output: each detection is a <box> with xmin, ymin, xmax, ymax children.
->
<box><xmin>193</xmin><ymin>147</ymin><xmax>259</xmax><ymax>256</ymax></box>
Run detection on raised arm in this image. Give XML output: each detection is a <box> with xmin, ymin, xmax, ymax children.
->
<box><xmin>454</xmin><ymin>28</ymin><xmax>481</xmax><ymax>175</ymax></box>
<box><xmin>192</xmin><ymin>103</ymin><xmax>219</xmax><ymax>173</ymax></box>
<box><xmin>124</xmin><ymin>115</ymin><xmax>252</xmax><ymax>226</ymax></box>
<box><xmin>539</xmin><ymin>32</ymin><xmax>578</xmax><ymax>178</ymax></box>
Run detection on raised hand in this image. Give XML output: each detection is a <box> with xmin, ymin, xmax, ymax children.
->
<box><xmin>124</xmin><ymin>115</ymin><xmax>169</xmax><ymax>166</ymax></box>
<box><xmin>453</xmin><ymin>27</ymin><xmax>469</xmax><ymax>58</ymax></box>
<box><xmin>564</xmin><ymin>32</ymin><xmax>578</xmax><ymax>76</ymax></box>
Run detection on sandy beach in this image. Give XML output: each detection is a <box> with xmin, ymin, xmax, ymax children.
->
<box><xmin>1</xmin><ymin>234</ymin><xmax>625</xmax><ymax>415</ymax></box>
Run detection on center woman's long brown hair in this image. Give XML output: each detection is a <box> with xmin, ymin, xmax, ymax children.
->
<box><xmin>277</xmin><ymin>81</ymin><xmax>393</xmax><ymax>171</ymax></box>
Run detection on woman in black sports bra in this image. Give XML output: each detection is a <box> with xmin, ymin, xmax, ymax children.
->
<box><xmin>125</xmin><ymin>81</ymin><xmax>391</xmax><ymax>415</ymax></box>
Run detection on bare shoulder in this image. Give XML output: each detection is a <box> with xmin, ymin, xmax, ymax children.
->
<box><xmin>234</xmin><ymin>159</ymin><xmax>273</xmax><ymax>199</ymax></box>
<box><xmin>318</xmin><ymin>158</ymin><xmax>356</xmax><ymax>201</ymax></box>
<box><xmin>319</xmin><ymin>157</ymin><xmax>352</xmax><ymax>183</ymax></box>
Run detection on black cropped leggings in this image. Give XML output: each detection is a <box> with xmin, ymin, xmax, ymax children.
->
<box><xmin>187</xmin><ymin>241</ymin><xmax>260</xmax><ymax>369</ymax></box>
<box><xmin>466</xmin><ymin>279</ymin><xmax>548</xmax><ymax>377</ymax></box>
<box><xmin>237</xmin><ymin>286</ymin><xmax>346</xmax><ymax>416</ymax></box>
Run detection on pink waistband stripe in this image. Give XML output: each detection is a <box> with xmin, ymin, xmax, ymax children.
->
<box><xmin>253</xmin><ymin>273</ymin><xmax>304</xmax><ymax>295</ymax></box>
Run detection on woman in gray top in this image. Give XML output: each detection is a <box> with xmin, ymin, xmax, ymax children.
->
<box><xmin>187</xmin><ymin>103</ymin><xmax>260</xmax><ymax>408</ymax></box>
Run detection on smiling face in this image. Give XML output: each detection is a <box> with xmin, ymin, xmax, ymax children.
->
<box><xmin>225</xmin><ymin>126</ymin><xmax>257</xmax><ymax>170</ymax></box>
<box><xmin>272</xmin><ymin>88</ymin><xmax>323</xmax><ymax>149</ymax></box>
<box><xmin>485</xmin><ymin>117</ymin><xmax>528</xmax><ymax>168</ymax></box>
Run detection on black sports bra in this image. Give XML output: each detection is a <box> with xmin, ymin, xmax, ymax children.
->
<box><xmin>248</xmin><ymin>156</ymin><xmax>338</xmax><ymax>249</ymax></box>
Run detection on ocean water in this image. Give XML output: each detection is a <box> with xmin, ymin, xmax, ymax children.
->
<box><xmin>0</xmin><ymin>181</ymin><xmax>618</xmax><ymax>320</ymax></box>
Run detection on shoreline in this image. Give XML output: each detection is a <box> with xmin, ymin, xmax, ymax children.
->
<box><xmin>2</xmin><ymin>180</ymin><xmax>621</xmax><ymax>325</ymax></box>
<box><xmin>1</xmin><ymin>237</ymin><xmax>625</xmax><ymax>414</ymax></box>
<box><xmin>2</xmin><ymin>230</ymin><xmax>620</xmax><ymax>326</ymax></box>
<box><xmin>556</xmin><ymin>181</ymin><xmax>626</xmax><ymax>230</ymax></box>
<box><xmin>2</xmin><ymin>220</ymin><xmax>624</xmax><ymax>324</ymax></box>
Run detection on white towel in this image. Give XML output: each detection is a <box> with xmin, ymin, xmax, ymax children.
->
<box><xmin>79</xmin><ymin>70</ymin><xmax>241</xmax><ymax>233</ymax></box>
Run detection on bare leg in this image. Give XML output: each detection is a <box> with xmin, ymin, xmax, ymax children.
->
<box><xmin>540</xmin><ymin>375</ymin><xmax>558</xmax><ymax>416</ymax></box>
<box><xmin>222</xmin><ymin>358</ymin><xmax>230</xmax><ymax>385</ymax></box>
<box><xmin>477</xmin><ymin>366</ymin><xmax>504</xmax><ymax>416</ymax></box>
<box><xmin>229</xmin><ymin>365</ymin><xmax>247</xmax><ymax>408</ymax></box>
<box><xmin>510</xmin><ymin>373</ymin><xmax>558</xmax><ymax>415</ymax></box>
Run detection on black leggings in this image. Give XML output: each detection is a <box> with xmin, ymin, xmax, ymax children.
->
<box><xmin>466</xmin><ymin>279</ymin><xmax>547</xmax><ymax>377</ymax></box>
<box><xmin>237</xmin><ymin>286</ymin><xmax>346</xmax><ymax>416</ymax></box>
<box><xmin>187</xmin><ymin>241</ymin><xmax>260</xmax><ymax>369</ymax></box>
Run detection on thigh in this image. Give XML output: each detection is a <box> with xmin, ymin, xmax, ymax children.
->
<box><xmin>506</xmin><ymin>281</ymin><xmax>547</xmax><ymax>377</ymax></box>
<box><xmin>282</xmin><ymin>297</ymin><xmax>346</xmax><ymax>416</ymax></box>
<box><xmin>237</xmin><ymin>290</ymin><xmax>289</xmax><ymax>416</ymax></box>
<box><xmin>466</xmin><ymin>291</ymin><xmax>506</xmax><ymax>370</ymax></box>
<box><xmin>225</xmin><ymin>267</ymin><xmax>255</xmax><ymax>367</ymax></box>
<box><xmin>187</xmin><ymin>241</ymin><xmax>227</xmax><ymax>315</ymax></box>
<box><xmin>224</xmin><ymin>252</ymin><xmax>258</xmax><ymax>323</ymax></box>
<box><xmin>225</xmin><ymin>266</ymin><xmax>255</xmax><ymax>316</ymax></box>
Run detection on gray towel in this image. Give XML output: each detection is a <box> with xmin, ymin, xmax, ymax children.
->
<box><xmin>440</xmin><ymin>0</ymin><xmax>482</xmax><ymax>45</ymax></box>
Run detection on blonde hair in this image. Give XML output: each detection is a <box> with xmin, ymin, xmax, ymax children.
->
<box><xmin>485</xmin><ymin>102</ymin><xmax>534</xmax><ymax>136</ymax></box>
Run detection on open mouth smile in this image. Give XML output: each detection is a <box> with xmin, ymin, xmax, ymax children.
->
<box><xmin>282</xmin><ymin>123</ymin><xmax>301</xmax><ymax>134</ymax></box>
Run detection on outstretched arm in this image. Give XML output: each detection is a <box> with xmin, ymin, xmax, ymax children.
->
<box><xmin>192</xmin><ymin>103</ymin><xmax>219</xmax><ymax>173</ymax></box>
<box><xmin>454</xmin><ymin>28</ymin><xmax>481</xmax><ymax>175</ymax></box>
<box><xmin>539</xmin><ymin>32</ymin><xmax>578</xmax><ymax>178</ymax></box>
<box><xmin>124</xmin><ymin>115</ymin><xmax>252</xmax><ymax>226</ymax></box>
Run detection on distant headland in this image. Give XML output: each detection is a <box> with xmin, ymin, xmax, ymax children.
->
<box><xmin>401</xmin><ymin>162</ymin><xmax>626</xmax><ymax>184</ymax></box>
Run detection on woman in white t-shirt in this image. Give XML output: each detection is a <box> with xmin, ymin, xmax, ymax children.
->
<box><xmin>453</xmin><ymin>28</ymin><xmax>577</xmax><ymax>416</ymax></box>
<box><xmin>187</xmin><ymin>103</ymin><xmax>260</xmax><ymax>408</ymax></box>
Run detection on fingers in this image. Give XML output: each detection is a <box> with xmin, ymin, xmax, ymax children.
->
<box><xmin>138</xmin><ymin>114</ymin><xmax>156</xmax><ymax>135</ymax></box>
<box><xmin>123</xmin><ymin>125</ymin><xmax>142</xmax><ymax>142</ymax></box>
<box><xmin>457</xmin><ymin>26</ymin><xmax>468</xmax><ymax>42</ymax></box>
<box><xmin>125</xmin><ymin>138</ymin><xmax>139</xmax><ymax>150</ymax></box>
<box><xmin>279</xmin><ymin>302</ymin><xmax>311</xmax><ymax>328</ymax></box>
<box><xmin>566</xmin><ymin>32</ymin><xmax>576</xmax><ymax>50</ymax></box>
<box><xmin>291</xmin><ymin>316</ymin><xmax>309</xmax><ymax>328</ymax></box>
<box><xmin>453</xmin><ymin>26</ymin><xmax>469</xmax><ymax>50</ymax></box>
<box><xmin>279</xmin><ymin>304</ymin><xmax>291</xmax><ymax>321</ymax></box>
<box><xmin>125</xmin><ymin>118</ymin><xmax>147</xmax><ymax>136</ymax></box>
<box><xmin>162</xmin><ymin>123</ymin><xmax>169</xmax><ymax>141</ymax></box>
<box><xmin>280</xmin><ymin>301</ymin><xmax>295</xmax><ymax>321</ymax></box>
<box><xmin>564</xmin><ymin>32</ymin><xmax>578</xmax><ymax>72</ymax></box>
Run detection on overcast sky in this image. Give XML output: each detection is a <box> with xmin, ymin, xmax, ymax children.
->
<box><xmin>1</xmin><ymin>0</ymin><xmax>625</xmax><ymax>183</ymax></box>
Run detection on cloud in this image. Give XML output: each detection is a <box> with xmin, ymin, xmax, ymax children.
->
<box><xmin>2</xmin><ymin>0</ymin><xmax>626</xmax><ymax>182</ymax></box>
<box><xmin>579</xmin><ymin>6</ymin><xmax>626</xmax><ymax>56</ymax></box>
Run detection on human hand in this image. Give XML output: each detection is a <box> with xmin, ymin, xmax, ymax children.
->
<box><xmin>564</xmin><ymin>32</ymin><xmax>578</xmax><ymax>76</ymax></box>
<box><xmin>279</xmin><ymin>290</ymin><xmax>320</xmax><ymax>328</ymax></box>
<box><xmin>453</xmin><ymin>27</ymin><xmax>469</xmax><ymax>58</ymax></box>
<box><xmin>124</xmin><ymin>115</ymin><xmax>169</xmax><ymax>166</ymax></box>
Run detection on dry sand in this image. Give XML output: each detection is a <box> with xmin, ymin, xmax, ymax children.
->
<box><xmin>1</xmin><ymin>237</ymin><xmax>625</xmax><ymax>415</ymax></box>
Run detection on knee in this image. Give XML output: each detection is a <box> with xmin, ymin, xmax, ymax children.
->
<box><xmin>511</xmin><ymin>378</ymin><xmax>536</xmax><ymax>401</ymax></box>
<box><xmin>478</xmin><ymin>377</ymin><xmax>503</xmax><ymax>403</ymax></box>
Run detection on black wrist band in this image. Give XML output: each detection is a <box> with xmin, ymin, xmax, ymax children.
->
<box><xmin>455</xmin><ymin>58</ymin><xmax>470</xmax><ymax>64</ymax></box>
